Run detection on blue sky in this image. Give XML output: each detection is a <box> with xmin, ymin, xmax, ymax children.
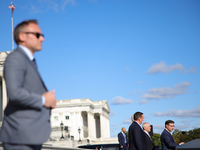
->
<box><xmin>0</xmin><ymin>0</ymin><xmax>200</xmax><ymax>138</ymax></box>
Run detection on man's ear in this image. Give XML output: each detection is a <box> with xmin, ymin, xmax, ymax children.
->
<box><xmin>18</xmin><ymin>32</ymin><xmax>26</xmax><ymax>42</ymax></box>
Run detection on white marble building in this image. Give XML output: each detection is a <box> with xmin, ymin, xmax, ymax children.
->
<box><xmin>0</xmin><ymin>52</ymin><xmax>117</xmax><ymax>145</ymax></box>
<box><xmin>50</xmin><ymin>98</ymin><xmax>111</xmax><ymax>143</ymax></box>
<box><xmin>0</xmin><ymin>52</ymin><xmax>10</xmax><ymax>122</ymax></box>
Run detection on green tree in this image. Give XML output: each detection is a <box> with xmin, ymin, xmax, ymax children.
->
<box><xmin>172</xmin><ymin>128</ymin><xmax>200</xmax><ymax>143</ymax></box>
<box><xmin>125</xmin><ymin>131</ymin><xmax>129</xmax><ymax>141</ymax></box>
<box><xmin>187</xmin><ymin>128</ymin><xmax>200</xmax><ymax>140</ymax></box>
<box><xmin>151</xmin><ymin>133</ymin><xmax>161</xmax><ymax>146</ymax></box>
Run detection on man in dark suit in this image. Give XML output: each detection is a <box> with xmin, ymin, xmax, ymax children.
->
<box><xmin>142</xmin><ymin>122</ymin><xmax>155</xmax><ymax>150</ymax></box>
<box><xmin>0</xmin><ymin>20</ymin><xmax>57</xmax><ymax>150</ymax></box>
<box><xmin>128</xmin><ymin>112</ymin><xmax>147</xmax><ymax>150</ymax></box>
<box><xmin>118</xmin><ymin>127</ymin><xmax>129</xmax><ymax>150</ymax></box>
<box><xmin>160</xmin><ymin>120</ymin><xmax>184</xmax><ymax>150</ymax></box>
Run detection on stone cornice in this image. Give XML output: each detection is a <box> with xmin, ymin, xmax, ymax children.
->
<box><xmin>55</xmin><ymin>99</ymin><xmax>110</xmax><ymax>115</ymax></box>
<box><xmin>56</xmin><ymin>103</ymin><xmax>95</xmax><ymax>109</ymax></box>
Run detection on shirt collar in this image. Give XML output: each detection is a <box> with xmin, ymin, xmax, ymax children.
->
<box><xmin>135</xmin><ymin>120</ymin><xmax>141</xmax><ymax>126</ymax></box>
<box><xmin>165</xmin><ymin>128</ymin><xmax>171</xmax><ymax>133</ymax></box>
<box><xmin>144</xmin><ymin>130</ymin><xmax>149</xmax><ymax>135</ymax></box>
<box><xmin>19</xmin><ymin>45</ymin><xmax>34</xmax><ymax>61</ymax></box>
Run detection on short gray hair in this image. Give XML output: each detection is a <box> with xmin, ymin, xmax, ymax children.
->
<box><xmin>131</xmin><ymin>114</ymin><xmax>134</xmax><ymax>122</ymax></box>
<box><xmin>142</xmin><ymin>122</ymin><xmax>148</xmax><ymax>129</ymax></box>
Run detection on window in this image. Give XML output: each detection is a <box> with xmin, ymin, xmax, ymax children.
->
<box><xmin>54</xmin><ymin>116</ymin><xmax>58</xmax><ymax>121</ymax></box>
<box><xmin>65</xmin><ymin>116</ymin><xmax>69</xmax><ymax>120</ymax></box>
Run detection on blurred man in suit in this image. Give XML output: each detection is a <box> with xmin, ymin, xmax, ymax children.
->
<box><xmin>142</xmin><ymin>122</ymin><xmax>155</xmax><ymax>150</ymax></box>
<box><xmin>0</xmin><ymin>20</ymin><xmax>57</xmax><ymax>150</ymax></box>
<box><xmin>160</xmin><ymin>120</ymin><xmax>184</xmax><ymax>150</ymax></box>
<box><xmin>128</xmin><ymin>112</ymin><xmax>147</xmax><ymax>150</ymax></box>
<box><xmin>118</xmin><ymin>127</ymin><xmax>129</xmax><ymax>150</ymax></box>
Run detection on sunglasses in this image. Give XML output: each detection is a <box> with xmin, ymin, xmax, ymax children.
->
<box><xmin>23</xmin><ymin>32</ymin><xmax>44</xmax><ymax>38</ymax></box>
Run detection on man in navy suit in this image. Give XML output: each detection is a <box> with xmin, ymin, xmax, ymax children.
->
<box><xmin>142</xmin><ymin>122</ymin><xmax>155</xmax><ymax>150</ymax></box>
<box><xmin>160</xmin><ymin>120</ymin><xmax>184</xmax><ymax>150</ymax></box>
<box><xmin>0</xmin><ymin>20</ymin><xmax>57</xmax><ymax>150</ymax></box>
<box><xmin>128</xmin><ymin>112</ymin><xmax>147</xmax><ymax>150</ymax></box>
<box><xmin>118</xmin><ymin>127</ymin><xmax>129</xmax><ymax>150</ymax></box>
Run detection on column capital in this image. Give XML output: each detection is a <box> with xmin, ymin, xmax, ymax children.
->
<box><xmin>87</xmin><ymin>111</ymin><xmax>94</xmax><ymax>115</ymax></box>
<box><xmin>100</xmin><ymin>112</ymin><xmax>110</xmax><ymax>119</ymax></box>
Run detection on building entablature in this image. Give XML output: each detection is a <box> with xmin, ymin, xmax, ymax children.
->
<box><xmin>55</xmin><ymin>98</ymin><xmax>110</xmax><ymax>115</ymax></box>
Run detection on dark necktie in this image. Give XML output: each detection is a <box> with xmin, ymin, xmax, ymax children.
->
<box><xmin>32</xmin><ymin>58</ymin><xmax>48</xmax><ymax>91</ymax></box>
<box><xmin>148</xmin><ymin>133</ymin><xmax>153</xmax><ymax>142</ymax></box>
<box><xmin>32</xmin><ymin>58</ymin><xmax>37</xmax><ymax>68</ymax></box>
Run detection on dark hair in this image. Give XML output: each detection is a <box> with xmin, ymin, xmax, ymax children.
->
<box><xmin>14</xmin><ymin>20</ymin><xmax>38</xmax><ymax>45</ymax></box>
<box><xmin>165</xmin><ymin>120</ymin><xmax>174</xmax><ymax>127</ymax></box>
<box><xmin>134</xmin><ymin>112</ymin><xmax>143</xmax><ymax>120</ymax></box>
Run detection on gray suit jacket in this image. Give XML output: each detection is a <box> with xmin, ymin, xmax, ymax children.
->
<box><xmin>0</xmin><ymin>47</ymin><xmax>51</xmax><ymax>144</ymax></box>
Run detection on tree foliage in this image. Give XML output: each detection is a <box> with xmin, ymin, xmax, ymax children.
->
<box><xmin>151</xmin><ymin>133</ymin><xmax>161</xmax><ymax>145</ymax></box>
<box><xmin>172</xmin><ymin>128</ymin><xmax>200</xmax><ymax>143</ymax></box>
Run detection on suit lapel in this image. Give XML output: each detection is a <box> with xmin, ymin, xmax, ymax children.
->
<box><xmin>165</xmin><ymin>129</ymin><xmax>175</xmax><ymax>142</ymax></box>
<box><xmin>145</xmin><ymin>132</ymin><xmax>153</xmax><ymax>144</ymax></box>
<box><xmin>16</xmin><ymin>48</ymin><xmax>48</xmax><ymax>91</ymax></box>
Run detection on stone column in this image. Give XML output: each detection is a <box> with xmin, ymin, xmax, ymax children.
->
<box><xmin>100</xmin><ymin>113</ymin><xmax>106</xmax><ymax>138</ymax></box>
<box><xmin>106</xmin><ymin>116</ymin><xmax>110</xmax><ymax>138</ymax></box>
<box><xmin>70</xmin><ymin>112</ymin><xmax>75</xmax><ymax>139</ymax></box>
<box><xmin>87</xmin><ymin>111</ymin><xmax>95</xmax><ymax>139</ymax></box>
<box><xmin>0</xmin><ymin>52</ymin><xmax>9</xmax><ymax>123</ymax></box>
<box><xmin>76</xmin><ymin>111</ymin><xmax>82</xmax><ymax>141</ymax></box>
<box><xmin>0</xmin><ymin>76</ymin><xmax>2</xmax><ymax>122</ymax></box>
<box><xmin>1</xmin><ymin>76</ymin><xmax>8</xmax><ymax>120</ymax></box>
<box><xmin>2</xmin><ymin>77</ymin><xmax>8</xmax><ymax>108</ymax></box>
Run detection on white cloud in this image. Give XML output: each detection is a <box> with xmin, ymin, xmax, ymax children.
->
<box><xmin>29</xmin><ymin>6</ymin><xmax>43</xmax><ymax>14</ymax></box>
<box><xmin>88</xmin><ymin>0</ymin><xmax>98</xmax><ymax>3</ymax></box>
<box><xmin>61</xmin><ymin>0</ymin><xmax>76</xmax><ymax>11</ymax></box>
<box><xmin>109</xmin><ymin>111</ymin><xmax>116</xmax><ymax>116</ymax></box>
<box><xmin>125</xmin><ymin>67</ymin><xmax>130</xmax><ymax>72</ymax></box>
<box><xmin>142</xmin><ymin>81</ymin><xmax>190</xmax><ymax>100</ymax></box>
<box><xmin>137</xmin><ymin>81</ymin><xmax>147</xmax><ymax>84</ymax></box>
<box><xmin>28</xmin><ymin>0</ymin><xmax>77</xmax><ymax>13</ymax></box>
<box><xmin>146</xmin><ymin>61</ymin><xmax>197</xmax><ymax>74</ymax></box>
<box><xmin>138</xmin><ymin>99</ymin><xmax>150</xmax><ymax>105</ymax></box>
<box><xmin>123</xmin><ymin>118</ymin><xmax>132</xmax><ymax>124</ymax></box>
<box><xmin>175</xmin><ymin>123</ymin><xmax>191</xmax><ymax>130</ymax></box>
<box><xmin>180</xmin><ymin>120</ymin><xmax>189</xmax><ymax>123</ymax></box>
<box><xmin>153</xmin><ymin>124</ymin><xmax>164</xmax><ymax>129</ymax></box>
<box><xmin>130</xmin><ymin>89</ymin><xmax>141</xmax><ymax>95</ymax></box>
<box><xmin>153</xmin><ymin>124</ymin><xmax>191</xmax><ymax>133</ymax></box>
<box><xmin>154</xmin><ymin>107</ymin><xmax>200</xmax><ymax>118</ymax></box>
<box><xmin>184</xmin><ymin>66</ymin><xmax>198</xmax><ymax>74</ymax></box>
<box><xmin>111</xmin><ymin>96</ymin><xmax>133</xmax><ymax>105</ymax></box>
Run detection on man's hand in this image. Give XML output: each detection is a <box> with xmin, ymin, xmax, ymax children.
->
<box><xmin>179</xmin><ymin>142</ymin><xmax>184</xmax><ymax>145</ymax></box>
<box><xmin>121</xmin><ymin>146</ymin><xmax>123</xmax><ymax>148</ymax></box>
<box><xmin>43</xmin><ymin>90</ymin><xmax>57</xmax><ymax>109</ymax></box>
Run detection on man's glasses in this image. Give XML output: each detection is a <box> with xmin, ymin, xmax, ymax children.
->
<box><xmin>23</xmin><ymin>32</ymin><xmax>44</xmax><ymax>39</ymax></box>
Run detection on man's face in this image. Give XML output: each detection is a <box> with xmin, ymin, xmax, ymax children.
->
<box><xmin>20</xmin><ymin>23</ymin><xmax>44</xmax><ymax>54</ymax></box>
<box><xmin>122</xmin><ymin>127</ymin><xmax>126</xmax><ymax>132</ymax></box>
<box><xmin>166</xmin><ymin>123</ymin><xmax>175</xmax><ymax>132</ymax></box>
<box><xmin>144</xmin><ymin>123</ymin><xmax>151</xmax><ymax>132</ymax></box>
<box><xmin>138</xmin><ymin>115</ymin><xmax>144</xmax><ymax>124</ymax></box>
